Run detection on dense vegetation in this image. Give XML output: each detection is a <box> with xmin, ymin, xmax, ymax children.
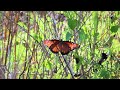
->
<box><xmin>0</xmin><ymin>11</ymin><xmax>120</xmax><ymax>79</ymax></box>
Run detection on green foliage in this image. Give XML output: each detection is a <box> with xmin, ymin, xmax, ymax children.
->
<box><xmin>66</xmin><ymin>32</ymin><xmax>72</xmax><ymax>41</ymax></box>
<box><xmin>100</xmin><ymin>69</ymin><xmax>110</xmax><ymax>79</ymax></box>
<box><xmin>18</xmin><ymin>22</ymin><xmax>28</xmax><ymax>30</ymax></box>
<box><xmin>68</xmin><ymin>19</ymin><xmax>77</xmax><ymax>30</ymax></box>
<box><xmin>47</xmin><ymin>60</ymin><xmax>52</xmax><ymax>70</ymax></box>
<box><xmin>32</xmin><ymin>33</ymin><xmax>42</xmax><ymax>43</ymax></box>
<box><xmin>1</xmin><ymin>11</ymin><xmax>120</xmax><ymax>79</ymax></box>
<box><xmin>93</xmin><ymin>11</ymin><xmax>98</xmax><ymax>30</ymax></box>
<box><xmin>110</xmin><ymin>25</ymin><xmax>119</xmax><ymax>33</ymax></box>
<box><xmin>79</xmin><ymin>29</ymin><xmax>88</xmax><ymax>42</ymax></box>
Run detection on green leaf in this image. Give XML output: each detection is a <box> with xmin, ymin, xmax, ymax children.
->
<box><xmin>33</xmin><ymin>33</ymin><xmax>38</xmax><ymax>40</ymax></box>
<box><xmin>68</xmin><ymin>19</ymin><xmax>77</xmax><ymax>30</ymax></box>
<box><xmin>79</xmin><ymin>29</ymin><xmax>88</xmax><ymax>42</ymax></box>
<box><xmin>94</xmin><ymin>32</ymin><xmax>99</xmax><ymax>39</ymax></box>
<box><xmin>47</xmin><ymin>60</ymin><xmax>52</xmax><ymax>70</ymax></box>
<box><xmin>32</xmin><ymin>33</ymin><xmax>42</xmax><ymax>43</ymax></box>
<box><xmin>100</xmin><ymin>69</ymin><xmax>110</xmax><ymax>79</ymax></box>
<box><xmin>30</xmin><ymin>12</ymin><xmax>34</xmax><ymax>24</ymax></box>
<box><xmin>17</xmin><ymin>22</ymin><xmax>28</xmax><ymax>30</ymax></box>
<box><xmin>66</xmin><ymin>32</ymin><xmax>72</xmax><ymax>41</ymax></box>
<box><xmin>93</xmin><ymin>11</ymin><xmax>98</xmax><ymax>30</ymax></box>
<box><xmin>110</xmin><ymin>25</ymin><xmax>119</xmax><ymax>33</ymax></box>
<box><xmin>15</xmin><ymin>41</ymin><xmax>19</xmax><ymax>45</ymax></box>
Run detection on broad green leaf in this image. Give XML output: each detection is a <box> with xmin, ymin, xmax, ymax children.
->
<box><xmin>31</xmin><ymin>29</ymin><xmax>44</xmax><ymax>42</ymax></box>
<box><xmin>68</xmin><ymin>19</ymin><xmax>77</xmax><ymax>30</ymax></box>
<box><xmin>111</xmin><ymin>25</ymin><xmax>119</xmax><ymax>33</ymax></box>
<box><xmin>66</xmin><ymin>32</ymin><xmax>72</xmax><ymax>41</ymax></box>
<box><xmin>33</xmin><ymin>33</ymin><xmax>38</xmax><ymax>40</ymax></box>
<box><xmin>32</xmin><ymin>33</ymin><xmax>42</xmax><ymax>43</ymax></box>
<box><xmin>100</xmin><ymin>69</ymin><xmax>110</xmax><ymax>79</ymax></box>
<box><xmin>79</xmin><ymin>29</ymin><xmax>88</xmax><ymax>42</ymax></box>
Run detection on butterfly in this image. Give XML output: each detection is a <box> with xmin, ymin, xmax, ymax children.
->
<box><xmin>43</xmin><ymin>39</ymin><xmax>80</xmax><ymax>55</ymax></box>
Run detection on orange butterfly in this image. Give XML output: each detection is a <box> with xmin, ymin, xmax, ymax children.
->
<box><xmin>43</xmin><ymin>39</ymin><xmax>80</xmax><ymax>55</ymax></box>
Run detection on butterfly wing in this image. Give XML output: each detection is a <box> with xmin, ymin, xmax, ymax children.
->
<box><xmin>64</xmin><ymin>41</ymin><xmax>80</xmax><ymax>51</ymax></box>
<box><xmin>50</xmin><ymin>41</ymin><xmax>60</xmax><ymax>53</ymax></box>
<box><xmin>44</xmin><ymin>39</ymin><xmax>60</xmax><ymax>53</ymax></box>
<box><xmin>57</xmin><ymin>41</ymin><xmax>71</xmax><ymax>55</ymax></box>
<box><xmin>51</xmin><ymin>41</ymin><xmax>80</xmax><ymax>55</ymax></box>
<box><xmin>44</xmin><ymin>40</ymin><xmax>55</xmax><ymax>47</ymax></box>
<box><xmin>44</xmin><ymin>39</ymin><xmax>80</xmax><ymax>55</ymax></box>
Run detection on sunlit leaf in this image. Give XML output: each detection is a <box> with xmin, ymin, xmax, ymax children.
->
<box><xmin>93</xmin><ymin>11</ymin><xmax>98</xmax><ymax>30</ymax></box>
<box><xmin>32</xmin><ymin>33</ymin><xmax>42</xmax><ymax>43</ymax></box>
<box><xmin>18</xmin><ymin>22</ymin><xmax>28</xmax><ymax>30</ymax></box>
<box><xmin>47</xmin><ymin>61</ymin><xmax>52</xmax><ymax>70</ymax></box>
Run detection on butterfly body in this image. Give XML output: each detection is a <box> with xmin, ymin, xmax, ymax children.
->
<box><xmin>44</xmin><ymin>39</ymin><xmax>79</xmax><ymax>55</ymax></box>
